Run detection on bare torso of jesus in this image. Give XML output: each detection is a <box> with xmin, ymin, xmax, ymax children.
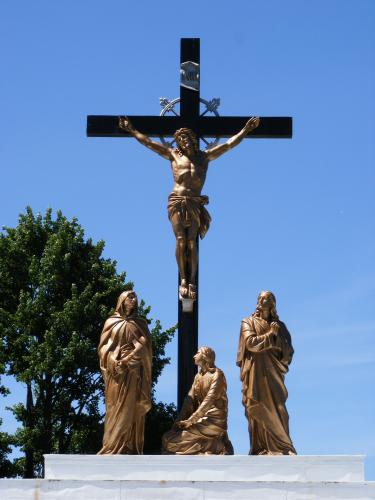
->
<box><xmin>170</xmin><ymin>150</ymin><xmax>208</xmax><ymax>197</ymax></box>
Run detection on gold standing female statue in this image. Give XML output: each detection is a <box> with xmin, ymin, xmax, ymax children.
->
<box><xmin>162</xmin><ymin>346</ymin><xmax>233</xmax><ymax>455</ymax></box>
<box><xmin>237</xmin><ymin>291</ymin><xmax>297</xmax><ymax>455</ymax></box>
<box><xmin>98</xmin><ymin>290</ymin><xmax>152</xmax><ymax>454</ymax></box>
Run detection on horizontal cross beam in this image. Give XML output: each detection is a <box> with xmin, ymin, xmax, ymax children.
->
<box><xmin>87</xmin><ymin>116</ymin><xmax>292</xmax><ymax>139</ymax></box>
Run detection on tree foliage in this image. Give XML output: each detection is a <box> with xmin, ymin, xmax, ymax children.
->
<box><xmin>0</xmin><ymin>380</ymin><xmax>14</xmax><ymax>478</ymax></box>
<box><xmin>0</xmin><ymin>208</ymin><xmax>176</xmax><ymax>477</ymax></box>
<box><xmin>0</xmin><ymin>418</ymin><xmax>14</xmax><ymax>478</ymax></box>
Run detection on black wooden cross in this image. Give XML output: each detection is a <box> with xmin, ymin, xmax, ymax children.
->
<box><xmin>87</xmin><ymin>38</ymin><xmax>292</xmax><ymax>411</ymax></box>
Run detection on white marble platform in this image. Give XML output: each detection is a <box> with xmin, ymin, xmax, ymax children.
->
<box><xmin>1</xmin><ymin>455</ymin><xmax>374</xmax><ymax>500</ymax></box>
<box><xmin>1</xmin><ymin>478</ymin><xmax>375</xmax><ymax>500</ymax></box>
<box><xmin>44</xmin><ymin>454</ymin><xmax>364</xmax><ymax>482</ymax></box>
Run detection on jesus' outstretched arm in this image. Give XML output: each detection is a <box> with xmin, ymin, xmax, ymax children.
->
<box><xmin>205</xmin><ymin>116</ymin><xmax>260</xmax><ymax>161</ymax></box>
<box><xmin>119</xmin><ymin>116</ymin><xmax>172</xmax><ymax>160</ymax></box>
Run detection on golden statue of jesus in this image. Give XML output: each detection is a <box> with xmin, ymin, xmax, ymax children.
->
<box><xmin>119</xmin><ymin>116</ymin><xmax>259</xmax><ymax>300</ymax></box>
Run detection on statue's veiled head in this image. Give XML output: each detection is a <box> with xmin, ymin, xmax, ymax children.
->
<box><xmin>115</xmin><ymin>290</ymin><xmax>138</xmax><ymax>318</ymax></box>
<box><xmin>194</xmin><ymin>346</ymin><xmax>216</xmax><ymax>372</ymax></box>
<box><xmin>174</xmin><ymin>128</ymin><xmax>199</xmax><ymax>156</ymax></box>
<box><xmin>255</xmin><ymin>290</ymin><xmax>279</xmax><ymax>321</ymax></box>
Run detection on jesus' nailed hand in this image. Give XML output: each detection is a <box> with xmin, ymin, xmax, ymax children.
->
<box><xmin>118</xmin><ymin>115</ymin><xmax>260</xmax><ymax>301</ymax></box>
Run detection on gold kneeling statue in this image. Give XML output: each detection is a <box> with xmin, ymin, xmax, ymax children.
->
<box><xmin>162</xmin><ymin>346</ymin><xmax>233</xmax><ymax>455</ymax></box>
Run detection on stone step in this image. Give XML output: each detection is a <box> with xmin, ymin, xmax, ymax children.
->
<box><xmin>44</xmin><ymin>454</ymin><xmax>364</xmax><ymax>482</ymax></box>
<box><xmin>1</xmin><ymin>478</ymin><xmax>375</xmax><ymax>500</ymax></box>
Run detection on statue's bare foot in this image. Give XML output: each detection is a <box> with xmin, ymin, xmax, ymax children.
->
<box><xmin>179</xmin><ymin>279</ymin><xmax>189</xmax><ymax>298</ymax></box>
<box><xmin>188</xmin><ymin>284</ymin><xmax>197</xmax><ymax>300</ymax></box>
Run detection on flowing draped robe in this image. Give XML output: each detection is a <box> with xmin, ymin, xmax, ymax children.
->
<box><xmin>162</xmin><ymin>368</ymin><xmax>233</xmax><ymax>455</ymax></box>
<box><xmin>98</xmin><ymin>313</ymin><xmax>152</xmax><ymax>454</ymax></box>
<box><xmin>237</xmin><ymin>314</ymin><xmax>296</xmax><ymax>455</ymax></box>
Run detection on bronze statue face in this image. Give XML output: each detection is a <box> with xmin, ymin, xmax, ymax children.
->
<box><xmin>176</xmin><ymin>133</ymin><xmax>194</xmax><ymax>155</ymax></box>
<box><xmin>124</xmin><ymin>291</ymin><xmax>138</xmax><ymax>316</ymax></box>
<box><xmin>193</xmin><ymin>348</ymin><xmax>204</xmax><ymax>366</ymax></box>
<box><xmin>194</xmin><ymin>346</ymin><xmax>215</xmax><ymax>368</ymax></box>
<box><xmin>258</xmin><ymin>291</ymin><xmax>273</xmax><ymax>311</ymax></box>
<box><xmin>255</xmin><ymin>290</ymin><xmax>278</xmax><ymax>321</ymax></box>
<box><xmin>115</xmin><ymin>290</ymin><xmax>138</xmax><ymax>317</ymax></box>
<box><xmin>174</xmin><ymin>128</ymin><xmax>198</xmax><ymax>156</ymax></box>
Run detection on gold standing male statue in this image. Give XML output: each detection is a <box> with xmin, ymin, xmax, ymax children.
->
<box><xmin>237</xmin><ymin>291</ymin><xmax>297</xmax><ymax>455</ymax></box>
<box><xmin>119</xmin><ymin>116</ymin><xmax>259</xmax><ymax>300</ymax></box>
<box><xmin>162</xmin><ymin>346</ymin><xmax>233</xmax><ymax>455</ymax></box>
<box><xmin>98</xmin><ymin>290</ymin><xmax>152</xmax><ymax>454</ymax></box>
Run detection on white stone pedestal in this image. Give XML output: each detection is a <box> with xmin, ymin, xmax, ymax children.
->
<box><xmin>1</xmin><ymin>455</ymin><xmax>374</xmax><ymax>499</ymax></box>
<box><xmin>45</xmin><ymin>454</ymin><xmax>364</xmax><ymax>482</ymax></box>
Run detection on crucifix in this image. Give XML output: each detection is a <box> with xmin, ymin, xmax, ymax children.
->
<box><xmin>87</xmin><ymin>38</ymin><xmax>292</xmax><ymax>410</ymax></box>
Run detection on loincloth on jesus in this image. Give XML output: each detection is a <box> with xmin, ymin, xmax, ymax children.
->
<box><xmin>167</xmin><ymin>192</ymin><xmax>211</xmax><ymax>239</ymax></box>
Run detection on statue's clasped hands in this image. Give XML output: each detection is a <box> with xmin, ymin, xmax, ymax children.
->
<box><xmin>175</xmin><ymin>419</ymin><xmax>192</xmax><ymax>430</ymax></box>
<box><xmin>115</xmin><ymin>346</ymin><xmax>135</xmax><ymax>373</ymax></box>
<box><xmin>175</xmin><ymin>414</ymin><xmax>199</xmax><ymax>430</ymax></box>
<box><xmin>174</xmin><ymin>420</ymin><xmax>189</xmax><ymax>430</ymax></box>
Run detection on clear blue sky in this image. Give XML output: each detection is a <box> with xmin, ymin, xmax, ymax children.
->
<box><xmin>1</xmin><ymin>0</ymin><xmax>374</xmax><ymax>479</ymax></box>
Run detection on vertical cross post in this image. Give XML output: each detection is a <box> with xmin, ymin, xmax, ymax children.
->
<box><xmin>177</xmin><ymin>243</ymin><xmax>199</xmax><ymax>411</ymax></box>
<box><xmin>177</xmin><ymin>39</ymin><xmax>200</xmax><ymax>410</ymax></box>
<box><xmin>180</xmin><ymin>38</ymin><xmax>200</xmax><ymax>124</ymax></box>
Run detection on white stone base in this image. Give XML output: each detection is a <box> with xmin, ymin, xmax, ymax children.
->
<box><xmin>2</xmin><ymin>479</ymin><xmax>375</xmax><ymax>500</ymax></box>
<box><xmin>44</xmin><ymin>454</ymin><xmax>364</xmax><ymax>482</ymax></box>
<box><xmin>1</xmin><ymin>455</ymin><xmax>374</xmax><ymax>500</ymax></box>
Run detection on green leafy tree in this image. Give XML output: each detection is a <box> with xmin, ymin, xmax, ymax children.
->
<box><xmin>0</xmin><ymin>208</ymin><xmax>176</xmax><ymax>477</ymax></box>
<box><xmin>0</xmin><ymin>379</ymin><xmax>14</xmax><ymax>477</ymax></box>
<box><xmin>0</xmin><ymin>418</ymin><xmax>14</xmax><ymax>478</ymax></box>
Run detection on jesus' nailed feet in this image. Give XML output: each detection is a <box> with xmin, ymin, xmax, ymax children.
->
<box><xmin>179</xmin><ymin>279</ymin><xmax>196</xmax><ymax>301</ymax></box>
